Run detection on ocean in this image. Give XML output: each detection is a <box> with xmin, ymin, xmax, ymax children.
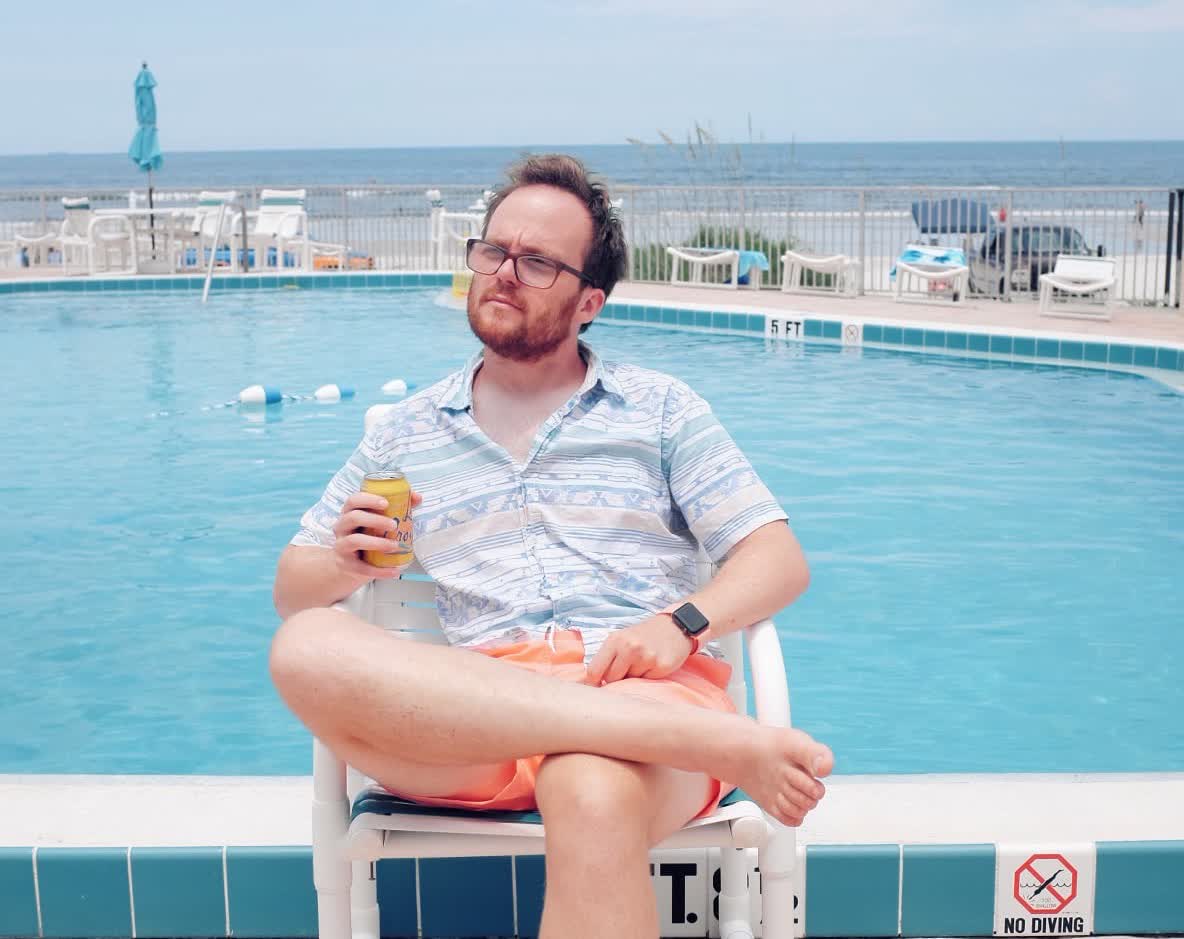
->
<box><xmin>1</xmin><ymin>140</ymin><xmax>1182</xmax><ymax>192</ymax></box>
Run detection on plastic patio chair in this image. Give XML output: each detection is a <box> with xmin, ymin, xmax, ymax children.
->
<box><xmin>309</xmin><ymin>408</ymin><xmax>801</xmax><ymax>939</ymax></box>
<box><xmin>240</xmin><ymin>188</ymin><xmax>346</xmax><ymax>271</ymax></box>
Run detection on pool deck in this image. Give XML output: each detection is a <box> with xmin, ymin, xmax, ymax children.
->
<box><xmin>614</xmin><ymin>281</ymin><xmax>1184</xmax><ymax>345</ymax></box>
<box><xmin>3</xmin><ymin>772</ymin><xmax>1182</xmax><ymax>848</ymax></box>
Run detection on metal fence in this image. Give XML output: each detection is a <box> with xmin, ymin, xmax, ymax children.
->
<box><xmin>3</xmin><ymin>184</ymin><xmax>1181</xmax><ymax>306</ymax></box>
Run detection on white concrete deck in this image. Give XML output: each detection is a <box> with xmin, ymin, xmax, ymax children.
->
<box><xmin>3</xmin><ymin>773</ymin><xmax>1181</xmax><ymax>848</ymax></box>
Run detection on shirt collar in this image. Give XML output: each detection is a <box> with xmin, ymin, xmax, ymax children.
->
<box><xmin>437</xmin><ymin>340</ymin><xmax>628</xmax><ymax>411</ymax></box>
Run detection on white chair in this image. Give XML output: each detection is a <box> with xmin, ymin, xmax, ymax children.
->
<box><xmin>311</xmin><ymin>414</ymin><xmax>800</xmax><ymax>939</ymax></box>
<box><xmin>14</xmin><ymin>198</ymin><xmax>134</xmax><ymax>273</ymax></box>
<box><xmin>781</xmin><ymin>249</ymin><xmax>861</xmax><ymax>296</ymax></box>
<box><xmin>241</xmin><ymin>189</ymin><xmax>346</xmax><ymax>271</ymax></box>
<box><xmin>892</xmin><ymin>244</ymin><xmax>968</xmax><ymax>304</ymax></box>
<box><xmin>1038</xmin><ymin>255</ymin><xmax>1116</xmax><ymax>321</ymax></box>
<box><xmin>177</xmin><ymin>190</ymin><xmax>240</xmax><ymax>270</ymax></box>
<box><xmin>666</xmin><ymin>246</ymin><xmax>760</xmax><ymax>290</ymax></box>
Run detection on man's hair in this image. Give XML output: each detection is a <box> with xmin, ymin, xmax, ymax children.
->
<box><xmin>483</xmin><ymin>154</ymin><xmax>627</xmax><ymax>332</ymax></box>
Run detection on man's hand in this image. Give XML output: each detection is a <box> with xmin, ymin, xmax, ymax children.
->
<box><xmin>586</xmin><ymin>613</ymin><xmax>694</xmax><ymax>685</ymax></box>
<box><xmin>330</xmin><ymin>489</ymin><xmax>423</xmax><ymax>581</ymax></box>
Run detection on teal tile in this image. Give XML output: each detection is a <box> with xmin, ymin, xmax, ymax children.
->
<box><xmin>678</xmin><ymin>308</ymin><xmax>695</xmax><ymax>327</ymax></box>
<box><xmin>746</xmin><ymin>313</ymin><xmax>765</xmax><ymax>332</ymax></box>
<box><xmin>131</xmin><ymin>847</ymin><xmax>225</xmax><ymax>937</ymax></box>
<box><xmin>729</xmin><ymin>312</ymin><xmax>748</xmax><ymax>331</ymax></box>
<box><xmin>226</xmin><ymin>846</ymin><xmax>316</xmax><ymax>937</ymax></box>
<box><xmin>1156</xmin><ymin>347</ymin><xmax>1181</xmax><ymax>370</ymax></box>
<box><xmin>901</xmin><ymin>845</ymin><xmax>995</xmax><ymax>937</ymax></box>
<box><xmin>1060</xmin><ymin>341</ymin><xmax>1084</xmax><ymax>361</ymax></box>
<box><xmin>630</xmin><ymin>304</ymin><xmax>645</xmax><ymax>322</ymax></box>
<box><xmin>1108</xmin><ymin>344</ymin><xmax>1134</xmax><ymax>365</ymax></box>
<box><xmin>882</xmin><ymin>326</ymin><xmax>903</xmax><ymax>344</ymax></box>
<box><xmin>1013</xmin><ymin>337</ymin><xmax>1037</xmax><ymax>357</ymax></box>
<box><xmin>1084</xmin><ymin>342</ymin><xmax>1109</xmax><ymax>363</ymax></box>
<box><xmin>862</xmin><ymin>324</ymin><xmax>883</xmax><ymax>342</ymax></box>
<box><xmin>646</xmin><ymin>306</ymin><xmax>663</xmax><ymax>323</ymax></box>
<box><xmin>694</xmin><ymin>310</ymin><xmax>712</xmax><ymax>328</ymax></box>
<box><xmin>311</xmin><ymin>274</ymin><xmax>331</xmax><ymax>289</ymax></box>
<box><xmin>0</xmin><ymin>282</ymin><xmax>11</xmax><ymax>295</ymax></box>
<box><xmin>989</xmin><ymin>335</ymin><xmax>1013</xmax><ymax>354</ymax></box>
<box><xmin>375</xmin><ymin>858</ymin><xmax>418</xmax><ymax>937</ymax></box>
<box><xmin>406</xmin><ymin>273</ymin><xmax>423</xmax><ymax>286</ymax></box>
<box><xmin>806</xmin><ymin>844</ymin><xmax>899</xmax><ymax>936</ymax></box>
<box><xmin>967</xmin><ymin>333</ymin><xmax>990</xmax><ymax>352</ymax></box>
<box><xmin>712</xmin><ymin>311</ymin><xmax>730</xmax><ymax>329</ymax></box>
<box><xmin>661</xmin><ymin>308</ymin><xmax>678</xmax><ymax>325</ymax></box>
<box><xmin>803</xmin><ymin>319</ymin><xmax>823</xmax><ymax>338</ymax></box>
<box><xmin>1095</xmin><ymin>841</ymin><xmax>1184</xmax><ymax>934</ymax></box>
<box><xmin>419</xmin><ymin>857</ymin><xmax>514</xmax><ymax>936</ymax></box>
<box><xmin>1133</xmin><ymin>345</ymin><xmax>1158</xmax><ymax>366</ymax></box>
<box><xmin>923</xmin><ymin>329</ymin><xmax>947</xmax><ymax>348</ymax></box>
<box><xmin>822</xmin><ymin>320</ymin><xmax>842</xmax><ymax>340</ymax></box>
<box><xmin>38</xmin><ymin>847</ymin><xmax>132</xmax><ymax>938</ymax></box>
<box><xmin>1036</xmin><ymin>338</ymin><xmax>1060</xmax><ymax>358</ymax></box>
<box><xmin>296</xmin><ymin>275</ymin><xmax>314</xmax><ymax>289</ymax></box>
<box><xmin>515</xmin><ymin>856</ymin><xmax>546</xmax><ymax>938</ymax></box>
<box><xmin>903</xmin><ymin>327</ymin><xmax>924</xmax><ymax>346</ymax></box>
<box><xmin>0</xmin><ymin>848</ymin><xmax>38</xmax><ymax>937</ymax></box>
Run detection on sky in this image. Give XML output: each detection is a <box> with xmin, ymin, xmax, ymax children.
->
<box><xmin>1</xmin><ymin>0</ymin><xmax>1182</xmax><ymax>155</ymax></box>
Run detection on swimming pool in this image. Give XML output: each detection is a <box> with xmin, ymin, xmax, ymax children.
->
<box><xmin>1</xmin><ymin>287</ymin><xmax>1181</xmax><ymax>776</ymax></box>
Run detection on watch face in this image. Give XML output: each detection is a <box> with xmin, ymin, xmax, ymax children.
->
<box><xmin>673</xmin><ymin>602</ymin><xmax>710</xmax><ymax>635</ymax></box>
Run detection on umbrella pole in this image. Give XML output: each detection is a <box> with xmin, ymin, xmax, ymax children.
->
<box><xmin>148</xmin><ymin>168</ymin><xmax>157</xmax><ymax>254</ymax></box>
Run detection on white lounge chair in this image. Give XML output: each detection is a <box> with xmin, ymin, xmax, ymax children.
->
<box><xmin>781</xmin><ymin>249</ymin><xmax>861</xmax><ymax>296</ymax></box>
<box><xmin>892</xmin><ymin>243</ymin><xmax>968</xmax><ymax>304</ymax></box>
<box><xmin>14</xmin><ymin>198</ymin><xmax>134</xmax><ymax>274</ymax></box>
<box><xmin>177</xmin><ymin>190</ymin><xmax>240</xmax><ymax>270</ymax></box>
<box><xmin>1038</xmin><ymin>255</ymin><xmax>1116</xmax><ymax>321</ymax></box>
<box><xmin>310</xmin><ymin>413</ymin><xmax>800</xmax><ymax>939</ymax></box>
<box><xmin>666</xmin><ymin>246</ymin><xmax>763</xmax><ymax>290</ymax></box>
<box><xmin>241</xmin><ymin>188</ymin><xmax>346</xmax><ymax>271</ymax></box>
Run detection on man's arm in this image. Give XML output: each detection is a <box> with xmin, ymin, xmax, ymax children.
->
<box><xmin>273</xmin><ymin>545</ymin><xmax>374</xmax><ymax>620</ymax></box>
<box><xmin>680</xmin><ymin>519</ymin><xmax>809</xmax><ymax>645</ymax></box>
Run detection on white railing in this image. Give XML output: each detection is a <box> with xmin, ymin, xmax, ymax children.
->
<box><xmin>3</xmin><ymin>184</ymin><xmax>1181</xmax><ymax>307</ymax></box>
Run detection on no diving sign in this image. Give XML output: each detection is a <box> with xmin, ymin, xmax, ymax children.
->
<box><xmin>994</xmin><ymin>845</ymin><xmax>1095</xmax><ymax>936</ymax></box>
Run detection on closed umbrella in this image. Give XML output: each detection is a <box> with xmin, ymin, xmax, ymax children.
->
<box><xmin>128</xmin><ymin>62</ymin><xmax>163</xmax><ymax>250</ymax></box>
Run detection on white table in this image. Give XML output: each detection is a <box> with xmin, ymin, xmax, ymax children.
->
<box><xmin>94</xmin><ymin>207</ymin><xmax>199</xmax><ymax>274</ymax></box>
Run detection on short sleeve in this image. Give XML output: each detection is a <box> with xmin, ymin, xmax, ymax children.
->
<box><xmin>661</xmin><ymin>379</ymin><xmax>789</xmax><ymax>563</ymax></box>
<box><xmin>289</xmin><ymin>425</ymin><xmax>394</xmax><ymax>548</ymax></box>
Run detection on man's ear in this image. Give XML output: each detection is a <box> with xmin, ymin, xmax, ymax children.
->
<box><xmin>578</xmin><ymin>287</ymin><xmax>606</xmax><ymax>328</ymax></box>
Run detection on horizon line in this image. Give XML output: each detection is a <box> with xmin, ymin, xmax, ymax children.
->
<box><xmin>3</xmin><ymin>137</ymin><xmax>1184</xmax><ymax>159</ymax></box>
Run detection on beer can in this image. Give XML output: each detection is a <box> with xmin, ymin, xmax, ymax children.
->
<box><xmin>359</xmin><ymin>471</ymin><xmax>414</xmax><ymax>567</ymax></box>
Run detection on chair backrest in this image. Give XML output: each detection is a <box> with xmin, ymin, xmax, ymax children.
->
<box><xmin>61</xmin><ymin>197</ymin><xmax>92</xmax><ymax>238</ymax></box>
<box><xmin>194</xmin><ymin>190</ymin><xmax>239</xmax><ymax>238</ymax></box>
<box><xmin>355</xmin><ymin>406</ymin><xmax>752</xmax><ymax>716</ymax></box>
<box><xmin>255</xmin><ymin>188</ymin><xmax>307</xmax><ymax>238</ymax></box>
<box><xmin>1053</xmin><ymin>254</ymin><xmax>1116</xmax><ymax>279</ymax></box>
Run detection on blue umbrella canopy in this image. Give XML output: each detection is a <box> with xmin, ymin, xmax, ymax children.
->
<box><xmin>128</xmin><ymin>63</ymin><xmax>163</xmax><ymax>173</ymax></box>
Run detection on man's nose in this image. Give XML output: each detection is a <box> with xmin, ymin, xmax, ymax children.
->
<box><xmin>493</xmin><ymin>254</ymin><xmax>521</xmax><ymax>286</ymax></box>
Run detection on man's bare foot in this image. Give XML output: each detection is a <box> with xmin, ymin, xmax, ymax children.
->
<box><xmin>726</xmin><ymin>724</ymin><xmax>834</xmax><ymax>827</ymax></box>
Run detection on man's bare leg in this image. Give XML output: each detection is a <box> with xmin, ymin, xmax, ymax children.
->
<box><xmin>271</xmin><ymin>607</ymin><xmax>833</xmax><ymax>825</ymax></box>
<box><xmin>533</xmin><ymin>753</ymin><xmax>713</xmax><ymax>939</ymax></box>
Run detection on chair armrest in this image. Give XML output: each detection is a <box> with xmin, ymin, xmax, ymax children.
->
<box><xmin>744</xmin><ymin>617</ymin><xmax>791</xmax><ymax>728</ymax></box>
<box><xmin>666</xmin><ymin>246</ymin><xmax>739</xmax><ymax>263</ymax></box>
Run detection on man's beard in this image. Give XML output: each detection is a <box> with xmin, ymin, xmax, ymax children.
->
<box><xmin>467</xmin><ymin>288</ymin><xmax>579</xmax><ymax>363</ymax></box>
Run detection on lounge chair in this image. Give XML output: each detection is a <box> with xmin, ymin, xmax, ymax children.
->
<box><xmin>891</xmin><ymin>243</ymin><xmax>968</xmax><ymax>304</ymax></box>
<box><xmin>177</xmin><ymin>190</ymin><xmax>240</xmax><ymax>270</ymax></box>
<box><xmin>666</xmin><ymin>246</ymin><xmax>768</xmax><ymax>290</ymax></box>
<box><xmin>1038</xmin><ymin>255</ymin><xmax>1116</xmax><ymax>321</ymax></box>
<box><xmin>310</xmin><ymin>411</ymin><xmax>800</xmax><ymax>939</ymax></box>
<box><xmin>781</xmin><ymin>249</ymin><xmax>861</xmax><ymax>296</ymax></box>
<box><xmin>240</xmin><ymin>188</ymin><xmax>346</xmax><ymax>271</ymax></box>
<box><xmin>14</xmin><ymin>197</ymin><xmax>135</xmax><ymax>274</ymax></box>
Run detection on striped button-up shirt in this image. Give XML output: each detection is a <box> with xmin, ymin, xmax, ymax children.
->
<box><xmin>292</xmin><ymin>342</ymin><xmax>788</xmax><ymax>660</ymax></box>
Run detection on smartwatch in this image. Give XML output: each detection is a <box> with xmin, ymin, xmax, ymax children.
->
<box><xmin>665</xmin><ymin>602</ymin><xmax>710</xmax><ymax>653</ymax></box>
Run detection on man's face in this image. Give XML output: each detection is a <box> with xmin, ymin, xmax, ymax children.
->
<box><xmin>467</xmin><ymin>185</ymin><xmax>598</xmax><ymax>362</ymax></box>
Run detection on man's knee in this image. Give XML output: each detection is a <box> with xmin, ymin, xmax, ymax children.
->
<box><xmin>535</xmin><ymin>754</ymin><xmax>650</xmax><ymax>836</ymax></box>
<box><xmin>269</xmin><ymin>607</ymin><xmax>343</xmax><ymax>698</ymax></box>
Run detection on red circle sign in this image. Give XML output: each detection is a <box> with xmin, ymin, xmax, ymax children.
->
<box><xmin>1014</xmin><ymin>854</ymin><xmax>1078</xmax><ymax>914</ymax></box>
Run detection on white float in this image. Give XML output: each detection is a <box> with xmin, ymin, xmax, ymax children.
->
<box><xmin>238</xmin><ymin>384</ymin><xmax>282</xmax><ymax>405</ymax></box>
<box><xmin>313</xmin><ymin>384</ymin><xmax>356</xmax><ymax>402</ymax></box>
<box><xmin>381</xmin><ymin>378</ymin><xmax>412</xmax><ymax>396</ymax></box>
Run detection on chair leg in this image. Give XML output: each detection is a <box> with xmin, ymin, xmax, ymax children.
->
<box><xmin>758</xmin><ymin>822</ymin><xmax>798</xmax><ymax>939</ymax></box>
<box><xmin>350</xmin><ymin>860</ymin><xmax>380</xmax><ymax>939</ymax></box>
<box><xmin>719</xmin><ymin>847</ymin><xmax>755</xmax><ymax>939</ymax></box>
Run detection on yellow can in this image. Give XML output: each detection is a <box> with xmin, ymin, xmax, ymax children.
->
<box><xmin>360</xmin><ymin>471</ymin><xmax>414</xmax><ymax>567</ymax></box>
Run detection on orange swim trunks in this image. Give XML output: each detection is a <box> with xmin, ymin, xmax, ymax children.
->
<box><xmin>383</xmin><ymin>629</ymin><xmax>737</xmax><ymax>818</ymax></box>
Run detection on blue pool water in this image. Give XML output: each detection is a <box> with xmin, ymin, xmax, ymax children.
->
<box><xmin>1</xmin><ymin>288</ymin><xmax>1181</xmax><ymax>776</ymax></box>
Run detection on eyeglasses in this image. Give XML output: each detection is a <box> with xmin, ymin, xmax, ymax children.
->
<box><xmin>466</xmin><ymin>238</ymin><xmax>595</xmax><ymax>289</ymax></box>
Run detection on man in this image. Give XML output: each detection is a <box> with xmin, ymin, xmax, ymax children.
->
<box><xmin>271</xmin><ymin>154</ymin><xmax>832</xmax><ymax>939</ymax></box>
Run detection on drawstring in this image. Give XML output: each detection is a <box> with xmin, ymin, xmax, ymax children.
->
<box><xmin>545</xmin><ymin>622</ymin><xmax>558</xmax><ymax>652</ymax></box>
